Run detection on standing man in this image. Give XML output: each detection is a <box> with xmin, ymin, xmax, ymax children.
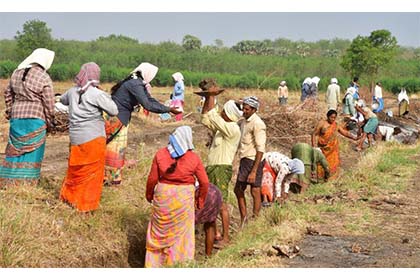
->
<box><xmin>234</xmin><ymin>96</ymin><xmax>266</xmax><ymax>228</ymax></box>
<box><xmin>200</xmin><ymin>82</ymin><xmax>242</xmax><ymax>247</ymax></box>
<box><xmin>373</xmin><ymin>82</ymin><xmax>384</xmax><ymax>113</ymax></box>
<box><xmin>277</xmin><ymin>81</ymin><xmax>289</xmax><ymax>105</ymax></box>
<box><xmin>326</xmin><ymin>78</ymin><xmax>340</xmax><ymax>110</ymax></box>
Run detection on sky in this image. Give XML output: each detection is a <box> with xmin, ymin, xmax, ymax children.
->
<box><xmin>1</xmin><ymin>12</ymin><xmax>419</xmax><ymax>48</ymax></box>
<box><xmin>1</xmin><ymin>0</ymin><xmax>419</xmax><ymax>47</ymax></box>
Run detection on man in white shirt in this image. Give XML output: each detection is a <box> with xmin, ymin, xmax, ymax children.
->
<box><xmin>376</xmin><ymin>125</ymin><xmax>402</xmax><ymax>142</ymax></box>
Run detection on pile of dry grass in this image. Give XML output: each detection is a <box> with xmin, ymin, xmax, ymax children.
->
<box><xmin>261</xmin><ymin>100</ymin><xmax>328</xmax><ymax>154</ymax></box>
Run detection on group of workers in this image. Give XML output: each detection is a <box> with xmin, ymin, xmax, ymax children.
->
<box><xmin>0</xmin><ymin>47</ymin><xmax>415</xmax><ymax>268</ymax></box>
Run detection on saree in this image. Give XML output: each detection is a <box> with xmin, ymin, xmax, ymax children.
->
<box><xmin>59</xmin><ymin>137</ymin><xmax>106</xmax><ymax>212</ymax></box>
<box><xmin>206</xmin><ymin>164</ymin><xmax>233</xmax><ymax>202</ymax></box>
<box><xmin>145</xmin><ymin>183</ymin><xmax>195</xmax><ymax>268</ymax></box>
<box><xmin>170</xmin><ymin>99</ymin><xmax>184</xmax><ymax>121</ymax></box>
<box><xmin>104</xmin><ymin>116</ymin><xmax>128</xmax><ymax>185</ymax></box>
<box><xmin>0</xmin><ymin>118</ymin><xmax>46</xmax><ymax>187</ymax></box>
<box><xmin>261</xmin><ymin>161</ymin><xmax>276</xmax><ymax>202</ymax></box>
<box><xmin>318</xmin><ymin>121</ymin><xmax>340</xmax><ymax>178</ymax></box>
<box><xmin>195</xmin><ymin>183</ymin><xmax>222</xmax><ymax>225</ymax></box>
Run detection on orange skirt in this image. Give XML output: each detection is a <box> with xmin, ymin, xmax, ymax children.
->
<box><xmin>60</xmin><ymin>137</ymin><xmax>106</xmax><ymax>212</ymax></box>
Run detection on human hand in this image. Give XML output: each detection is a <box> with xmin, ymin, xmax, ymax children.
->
<box><xmin>169</xmin><ymin>107</ymin><xmax>182</xmax><ymax>115</ymax></box>
<box><xmin>247</xmin><ymin>171</ymin><xmax>256</xmax><ymax>185</ymax></box>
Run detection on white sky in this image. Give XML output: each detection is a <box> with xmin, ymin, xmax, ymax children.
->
<box><xmin>1</xmin><ymin>1</ymin><xmax>419</xmax><ymax>47</ymax></box>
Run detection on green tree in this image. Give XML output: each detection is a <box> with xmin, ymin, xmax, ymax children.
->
<box><xmin>341</xmin><ymin>29</ymin><xmax>398</xmax><ymax>90</ymax></box>
<box><xmin>15</xmin><ymin>19</ymin><xmax>54</xmax><ymax>59</ymax></box>
<box><xmin>182</xmin><ymin>35</ymin><xmax>202</xmax><ymax>51</ymax></box>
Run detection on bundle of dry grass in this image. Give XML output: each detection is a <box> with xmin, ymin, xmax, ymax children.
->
<box><xmin>261</xmin><ymin>100</ymin><xmax>328</xmax><ymax>153</ymax></box>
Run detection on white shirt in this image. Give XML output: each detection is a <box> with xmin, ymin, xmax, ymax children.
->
<box><xmin>378</xmin><ymin>126</ymin><xmax>395</xmax><ymax>141</ymax></box>
<box><xmin>374</xmin><ymin>85</ymin><xmax>383</xmax><ymax>99</ymax></box>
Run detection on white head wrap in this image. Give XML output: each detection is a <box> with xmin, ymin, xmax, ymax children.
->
<box><xmin>398</xmin><ymin>89</ymin><xmax>409</xmax><ymax>104</ymax></box>
<box><xmin>346</xmin><ymin>87</ymin><xmax>356</xmax><ymax>95</ymax></box>
<box><xmin>331</xmin><ymin>78</ymin><xmax>338</xmax><ymax>84</ymax></box>
<box><xmin>131</xmin><ymin>62</ymin><xmax>158</xmax><ymax>84</ymax></box>
<box><xmin>223</xmin><ymin>100</ymin><xmax>243</xmax><ymax>122</ymax></box>
<box><xmin>17</xmin><ymin>48</ymin><xmax>55</xmax><ymax>71</ymax></box>
<box><xmin>303</xmin><ymin>77</ymin><xmax>312</xmax><ymax>85</ymax></box>
<box><xmin>280</xmin><ymin>81</ymin><xmax>286</xmax><ymax>86</ymax></box>
<box><xmin>172</xmin><ymin>72</ymin><xmax>184</xmax><ymax>82</ymax></box>
<box><xmin>312</xmin><ymin>76</ymin><xmax>320</xmax><ymax>86</ymax></box>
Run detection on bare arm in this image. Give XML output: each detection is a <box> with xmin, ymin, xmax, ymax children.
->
<box><xmin>311</xmin><ymin>121</ymin><xmax>323</xmax><ymax>147</ymax></box>
<box><xmin>338</xmin><ymin>126</ymin><xmax>358</xmax><ymax>141</ymax></box>
<box><xmin>201</xmin><ymin>94</ymin><xmax>215</xmax><ymax>114</ymax></box>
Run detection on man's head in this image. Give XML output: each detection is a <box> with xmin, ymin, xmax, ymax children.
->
<box><xmin>242</xmin><ymin>96</ymin><xmax>260</xmax><ymax>119</ymax></box>
<box><xmin>326</xmin><ymin>109</ymin><xmax>337</xmax><ymax>124</ymax></box>
<box><xmin>353</xmin><ymin>77</ymin><xmax>359</xmax><ymax>83</ymax></box>
<box><xmin>393</xmin><ymin>127</ymin><xmax>402</xmax><ymax>136</ymax></box>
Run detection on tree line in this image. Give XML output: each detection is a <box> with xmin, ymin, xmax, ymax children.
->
<box><xmin>1</xmin><ymin>20</ymin><xmax>420</xmax><ymax>93</ymax></box>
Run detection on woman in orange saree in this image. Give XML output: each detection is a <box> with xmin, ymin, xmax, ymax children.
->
<box><xmin>312</xmin><ymin>109</ymin><xmax>358</xmax><ymax>178</ymax></box>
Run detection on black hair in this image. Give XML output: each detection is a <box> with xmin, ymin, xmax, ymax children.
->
<box><xmin>393</xmin><ymin>127</ymin><xmax>402</xmax><ymax>135</ymax></box>
<box><xmin>111</xmin><ymin>71</ymin><xmax>144</xmax><ymax>94</ymax></box>
<box><xmin>21</xmin><ymin>67</ymin><xmax>31</xmax><ymax>82</ymax></box>
<box><xmin>327</xmin><ymin>109</ymin><xmax>338</xmax><ymax>117</ymax></box>
<box><xmin>353</xmin><ymin>77</ymin><xmax>359</xmax><ymax>82</ymax></box>
<box><xmin>165</xmin><ymin>159</ymin><xmax>178</xmax><ymax>174</ymax></box>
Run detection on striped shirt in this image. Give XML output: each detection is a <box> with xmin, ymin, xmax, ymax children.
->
<box><xmin>4</xmin><ymin>65</ymin><xmax>55</xmax><ymax>127</ymax></box>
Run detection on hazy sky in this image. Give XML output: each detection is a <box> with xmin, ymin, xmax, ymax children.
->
<box><xmin>1</xmin><ymin>13</ymin><xmax>419</xmax><ymax>47</ymax></box>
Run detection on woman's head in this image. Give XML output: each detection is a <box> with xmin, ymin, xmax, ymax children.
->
<box><xmin>18</xmin><ymin>48</ymin><xmax>55</xmax><ymax>71</ymax></box>
<box><xmin>222</xmin><ymin>100</ymin><xmax>243</xmax><ymax>122</ymax></box>
<box><xmin>288</xmin><ymin>159</ymin><xmax>304</xmax><ymax>174</ymax></box>
<box><xmin>326</xmin><ymin>109</ymin><xmax>337</xmax><ymax>124</ymax></box>
<box><xmin>167</xmin><ymin>126</ymin><xmax>194</xmax><ymax>159</ymax></box>
<box><xmin>75</xmin><ymin>62</ymin><xmax>100</xmax><ymax>92</ymax></box>
<box><xmin>172</xmin><ymin>72</ymin><xmax>184</xmax><ymax>83</ymax></box>
<box><xmin>131</xmin><ymin>62</ymin><xmax>158</xmax><ymax>84</ymax></box>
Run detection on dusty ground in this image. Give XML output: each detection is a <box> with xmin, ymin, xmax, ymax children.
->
<box><xmin>284</xmin><ymin>154</ymin><xmax>420</xmax><ymax>268</ymax></box>
<box><xmin>1</xmin><ymin>78</ymin><xmax>419</xmax><ymax>267</ymax></box>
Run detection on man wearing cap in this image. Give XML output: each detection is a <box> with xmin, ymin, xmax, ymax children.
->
<box><xmin>326</xmin><ymin>78</ymin><xmax>340</xmax><ymax>110</ymax></box>
<box><xmin>200</xmin><ymin>85</ymin><xmax>242</xmax><ymax>246</ymax></box>
<box><xmin>234</xmin><ymin>96</ymin><xmax>266</xmax><ymax>228</ymax></box>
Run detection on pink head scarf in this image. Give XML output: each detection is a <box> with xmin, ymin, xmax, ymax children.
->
<box><xmin>75</xmin><ymin>62</ymin><xmax>100</xmax><ymax>93</ymax></box>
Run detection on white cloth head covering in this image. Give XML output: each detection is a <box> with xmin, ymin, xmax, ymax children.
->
<box><xmin>346</xmin><ymin>87</ymin><xmax>356</xmax><ymax>95</ymax></box>
<box><xmin>167</xmin><ymin>126</ymin><xmax>194</xmax><ymax>158</ymax></box>
<box><xmin>243</xmin><ymin>96</ymin><xmax>260</xmax><ymax>110</ymax></box>
<box><xmin>288</xmin><ymin>158</ymin><xmax>305</xmax><ymax>174</ymax></box>
<box><xmin>280</xmin><ymin>81</ymin><xmax>286</xmax><ymax>86</ymax></box>
<box><xmin>312</xmin><ymin>76</ymin><xmax>320</xmax><ymax>86</ymax></box>
<box><xmin>131</xmin><ymin>62</ymin><xmax>158</xmax><ymax>84</ymax></box>
<box><xmin>172</xmin><ymin>72</ymin><xmax>184</xmax><ymax>82</ymax></box>
<box><xmin>223</xmin><ymin>100</ymin><xmax>243</xmax><ymax>122</ymax></box>
<box><xmin>303</xmin><ymin>77</ymin><xmax>312</xmax><ymax>85</ymax></box>
<box><xmin>17</xmin><ymin>48</ymin><xmax>55</xmax><ymax>71</ymax></box>
<box><xmin>331</xmin><ymin>78</ymin><xmax>338</xmax><ymax>84</ymax></box>
<box><xmin>398</xmin><ymin>88</ymin><xmax>409</xmax><ymax>104</ymax></box>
